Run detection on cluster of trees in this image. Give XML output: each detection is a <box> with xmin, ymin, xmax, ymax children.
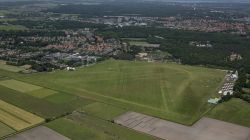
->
<box><xmin>234</xmin><ymin>69</ymin><xmax>250</xmax><ymax>103</ymax></box>
<box><xmin>5</xmin><ymin>59</ymin><xmax>56</xmax><ymax>72</ymax></box>
<box><xmin>31</xmin><ymin>62</ymin><xmax>59</xmax><ymax>72</ymax></box>
<box><xmin>45</xmin><ymin>2</ymin><xmax>250</xmax><ymax>19</ymax></box>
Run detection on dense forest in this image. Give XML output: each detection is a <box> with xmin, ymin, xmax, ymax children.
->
<box><xmin>46</xmin><ymin>2</ymin><xmax>231</xmax><ymax>19</ymax></box>
<box><xmin>45</xmin><ymin>2</ymin><xmax>250</xmax><ymax>19</ymax></box>
<box><xmin>98</xmin><ymin>27</ymin><xmax>250</xmax><ymax>73</ymax></box>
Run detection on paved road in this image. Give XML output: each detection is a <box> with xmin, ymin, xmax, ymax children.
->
<box><xmin>6</xmin><ymin>126</ymin><xmax>70</xmax><ymax>140</ymax></box>
<box><xmin>114</xmin><ymin>112</ymin><xmax>250</xmax><ymax>140</ymax></box>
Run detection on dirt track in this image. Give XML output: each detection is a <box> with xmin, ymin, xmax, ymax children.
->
<box><xmin>114</xmin><ymin>112</ymin><xmax>250</xmax><ymax>140</ymax></box>
<box><xmin>6</xmin><ymin>126</ymin><xmax>70</xmax><ymax>140</ymax></box>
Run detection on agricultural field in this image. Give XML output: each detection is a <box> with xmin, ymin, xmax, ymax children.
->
<box><xmin>0</xmin><ymin>61</ymin><xmax>26</xmax><ymax>72</ymax></box>
<box><xmin>46</xmin><ymin>113</ymin><xmax>158</xmax><ymax>140</ymax></box>
<box><xmin>0</xmin><ymin>79</ymin><xmax>57</xmax><ymax>98</ymax></box>
<box><xmin>0</xmin><ymin>100</ymin><xmax>44</xmax><ymax>131</ymax></box>
<box><xmin>0</xmin><ymin>79</ymin><xmax>42</xmax><ymax>93</ymax></box>
<box><xmin>9</xmin><ymin>60</ymin><xmax>226</xmax><ymax>125</ymax></box>
<box><xmin>207</xmin><ymin>98</ymin><xmax>250</xmax><ymax>127</ymax></box>
<box><xmin>27</xmin><ymin>88</ymin><xmax>58</xmax><ymax>99</ymax></box>
<box><xmin>0</xmin><ymin>122</ymin><xmax>15</xmax><ymax>138</ymax></box>
<box><xmin>0</xmin><ymin>85</ymin><xmax>93</xmax><ymax>119</ymax></box>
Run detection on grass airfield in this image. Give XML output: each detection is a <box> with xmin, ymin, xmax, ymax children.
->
<box><xmin>4</xmin><ymin>60</ymin><xmax>250</xmax><ymax>140</ymax></box>
<box><xmin>6</xmin><ymin>60</ymin><xmax>225</xmax><ymax>125</ymax></box>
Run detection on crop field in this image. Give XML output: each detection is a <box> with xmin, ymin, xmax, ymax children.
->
<box><xmin>207</xmin><ymin>98</ymin><xmax>250</xmax><ymax>127</ymax></box>
<box><xmin>0</xmin><ymin>122</ymin><xmax>15</xmax><ymax>138</ymax></box>
<box><xmin>0</xmin><ymin>79</ymin><xmax>42</xmax><ymax>93</ymax></box>
<box><xmin>0</xmin><ymin>85</ymin><xmax>93</xmax><ymax>118</ymax></box>
<box><xmin>0</xmin><ymin>100</ymin><xmax>44</xmax><ymax>131</ymax></box>
<box><xmin>27</xmin><ymin>88</ymin><xmax>58</xmax><ymax>98</ymax></box>
<box><xmin>0</xmin><ymin>61</ymin><xmax>26</xmax><ymax>72</ymax></box>
<box><xmin>0</xmin><ymin>79</ymin><xmax>57</xmax><ymax>98</ymax></box>
<box><xmin>10</xmin><ymin>60</ymin><xmax>225</xmax><ymax>125</ymax></box>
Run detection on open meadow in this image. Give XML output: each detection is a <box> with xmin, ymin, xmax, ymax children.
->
<box><xmin>7</xmin><ymin>60</ymin><xmax>225</xmax><ymax>125</ymax></box>
<box><xmin>207</xmin><ymin>98</ymin><xmax>250</xmax><ymax>127</ymax></box>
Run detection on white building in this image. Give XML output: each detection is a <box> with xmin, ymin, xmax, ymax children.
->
<box><xmin>66</xmin><ymin>67</ymin><xmax>76</xmax><ymax>71</ymax></box>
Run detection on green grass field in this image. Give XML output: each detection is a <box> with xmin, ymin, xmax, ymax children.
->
<box><xmin>0</xmin><ymin>79</ymin><xmax>42</xmax><ymax>93</ymax></box>
<box><xmin>0</xmin><ymin>122</ymin><xmax>15</xmax><ymax>138</ymax></box>
<box><xmin>27</xmin><ymin>88</ymin><xmax>58</xmax><ymax>98</ymax></box>
<box><xmin>0</xmin><ymin>61</ymin><xmax>26</xmax><ymax>72</ymax></box>
<box><xmin>207</xmin><ymin>98</ymin><xmax>250</xmax><ymax>127</ymax></box>
<box><xmin>129</xmin><ymin>41</ymin><xmax>150</xmax><ymax>46</ymax></box>
<box><xmin>82</xmin><ymin>102</ymin><xmax>127</xmax><ymax>120</ymax></box>
<box><xmin>46</xmin><ymin>114</ymin><xmax>158</xmax><ymax>140</ymax></box>
<box><xmin>8</xmin><ymin>60</ymin><xmax>225</xmax><ymax>125</ymax></box>
<box><xmin>0</xmin><ymin>25</ymin><xmax>27</xmax><ymax>31</ymax></box>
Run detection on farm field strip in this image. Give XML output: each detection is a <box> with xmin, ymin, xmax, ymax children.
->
<box><xmin>0</xmin><ymin>79</ymin><xmax>57</xmax><ymax>98</ymax></box>
<box><xmin>0</xmin><ymin>109</ymin><xmax>30</xmax><ymax>131</ymax></box>
<box><xmin>26</xmin><ymin>88</ymin><xmax>58</xmax><ymax>98</ymax></box>
<box><xmin>0</xmin><ymin>100</ymin><xmax>44</xmax><ymax>131</ymax></box>
<box><xmin>0</xmin><ymin>79</ymin><xmax>42</xmax><ymax>93</ymax></box>
<box><xmin>0</xmin><ymin>122</ymin><xmax>15</xmax><ymax>138</ymax></box>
